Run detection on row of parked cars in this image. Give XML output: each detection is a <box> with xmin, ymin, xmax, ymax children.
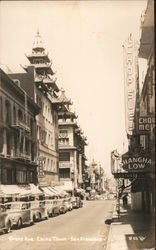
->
<box><xmin>0</xmin><ymin>195</ymin><xmax>83</xmax><ymax>234</ymax></box>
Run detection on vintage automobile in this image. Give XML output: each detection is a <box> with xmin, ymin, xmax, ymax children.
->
<box><xmin>0</xmin><ymin>204</ymin><xmax>12</xmax><ymax>233</ymax></box>
<box><xmin>59</xmin><ymin>198</ymin><xmax>69</xmax><ymax>214</ymax></box>
<box><xmin>63</xmin><ymin>198</ymin><xmax>73</xmax><ymax>211</ymax></box>
<box><xmin>5</xmin><ymin>202</ymin><xmax>32</xmax><ymax>229</ymax></box>
<box><xmin>52</xmin><ymin>197</ymin><xmax>61</xmax><ymax>216</ymax></box>
<box><xmin>72</xmin><ymin>197</ymin><xmax>83</xmax><ymax>208</ymax></box>
<box><xmin>44</xmin><ymin>199</ymin><xmax>54</xmax><ymax>217</ymax></box>
<box><xmin>30</xmin><ymin>200</ymin><xmax>48</xmax><ymax>222</ymax></box>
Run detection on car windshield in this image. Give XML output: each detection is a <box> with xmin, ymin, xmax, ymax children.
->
<box><xmin>5</xmin><ymin>203</ymin><xmax>21</xmax><ymax>210</ymax></box>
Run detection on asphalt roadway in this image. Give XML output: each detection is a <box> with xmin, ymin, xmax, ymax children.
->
<box><xmin>0</xmin><ymin>200</ymin><xmax>115</xmax><ymax>250</ymax></box>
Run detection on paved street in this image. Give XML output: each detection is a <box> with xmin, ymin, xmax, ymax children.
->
<box><xmin>0</xmin><ymin>200</ymin><xmax>114</xmax><ymax>250</ymax></box>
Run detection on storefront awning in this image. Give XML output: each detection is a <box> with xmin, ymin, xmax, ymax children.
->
<box><xmin>47</xmin><ymin>187</ymin><xmax>59</xmax><ymax>196</ymax></box>
<box><xmin>53</xmin><ymin>186</ymin><xmax>69</xmax><ymax>196</ymax></box>
<box><xmin>0</xmin><ymin>185</ymin><xmax>21</xmax><ymax>197</ymax></box>
<box><xmin>29</xmin><ymin>184</ymin><xmax>43</xmax><ymax>196</ymax></box>
<box><xmin>40</xmin><ymin>187</ymin><xmax>56</xmax><ymax>197</ymax></box>
<box><xmin>0</xmin><ymin>184</ymin><xmax>43</xmax><ymax>198</ymax></box>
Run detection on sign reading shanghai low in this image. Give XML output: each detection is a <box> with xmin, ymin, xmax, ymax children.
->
<box><xmin>122</xmin><ymin>155</ymin><xmax>151</xmax><ymax>172</ymax></box>
<box><xmin>123</xmin><ymin>34</ymin><xmax>139</xmax><ymax>136</ymax></box>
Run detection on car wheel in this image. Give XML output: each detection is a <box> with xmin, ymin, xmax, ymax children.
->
<box><xmin>33</xmin><ymin>215</ymin><xmax>36</xmax><ymax>223</ymax></box>
<box><xmin>38</xmin><ymin>213</ymin><xmax>41</xmax><ymax>221</ymax></box>
<box><xmin>17</xmin><ymin>218</ymin><xmax>22</xmax><ymax>229</ymax></box>
<box><xmin>5</xmin><ymin>220</ymin><xmax>11</xmax><ymax>233</ymax></box>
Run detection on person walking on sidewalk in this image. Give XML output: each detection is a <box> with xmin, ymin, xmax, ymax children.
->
<box><xmin>122</xmin><ymin>193</ymin><xmax>128</xmax><ymax>207</ymax></box>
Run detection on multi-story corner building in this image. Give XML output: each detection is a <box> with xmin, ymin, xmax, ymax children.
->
<box><xmin>136</xmin><ymin>0</ymin><xmax>154</xmax><ymax>213</ymax></box>
<box><xmin>58</xmin><ymin>90</ymin><xmax>87</xmax><ymax>189</ymax></box>
<box><xmin>0</xmin><ymin>68</ymin><xmax>40</xmax><ymax>185</ymax></box>
<box><xmin>9</xmin><ymin>31</ymin><xmax>61</xmax><ymax>186</ymax></box>
<box><xmin>120</xmin><ymin>0</ymin><xmax>154</xmax><ymax>213</ymax></box>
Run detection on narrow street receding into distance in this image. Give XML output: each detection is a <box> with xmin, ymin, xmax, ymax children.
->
<box><xmin>0</xmin><ymin>200</ymin><xmax>114</xmax><ymax>250</ymax></box>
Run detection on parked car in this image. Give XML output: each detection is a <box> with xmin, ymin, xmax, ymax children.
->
<box><xmin>76</xmin><ymin>197</ymin><xmax>83</xmax><ymax>208</ymax></box>
<box><xmin>0</xmin><ymin>204</ymin><xmax>12</xmax><ymax>233</ymax></box>
<box><xmin>30</xmin><ymin>200</ymin><xmax>48</xmax><ymax>222</ymax></box>
<box><xmin>71</xmin><ymin>197</ymin><xmax>83</xmax><ymax>208</ymax></box>
<box><xmin>51</xmin><ymin>197</ymin><xmax>60</xmax><ymax>216</ymax></box>
<box><xmin>44</xmin><ymin>199</ymin><xmax>54</xmax><ymax>217</ymax></box>
<box><xmin>59</xmin><ymin>198</ymin><xmax>69</xmax><ymax>214</ymax></box>
<box><xmin>5</xmin><ymin>202</ymin><xmax>32</xmax><ymax>229</ymax></box>
<box><xmin>63</xmin><ymin>198</ymin><xmax>73</xmax><ymax>211</ymax></box>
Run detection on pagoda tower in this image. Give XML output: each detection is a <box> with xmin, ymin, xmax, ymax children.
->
<box><xmin>58</xmin><ymin>89</ymin><xmax>87</xmax><ymax>190</ymax></box>
<box><xmin>24</xmin><ymin>31</ymin><xmax>59</xmax><ymax>92</ymax></box>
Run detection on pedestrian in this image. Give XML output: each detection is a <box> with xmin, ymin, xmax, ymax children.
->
<box><xmin>123</xmin><ymin>194</ymin><xmax>128</xmax><ymax>206</ymax></box>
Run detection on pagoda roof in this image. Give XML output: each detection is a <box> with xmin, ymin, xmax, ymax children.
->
<box><xmin>35</xmin><ymin>81</ymin><xmax>49</xmax><ymax>92</ymax></box>
<box><xmin>32</xmin><ymin>31</ymin><xmax>45</xmax><ymax>51</ymax></box>
<box><xmin>43</xmin><ymin>77</ymin><xmax>59</xmax><ymax>92</ymax></box>
<box><xmin>34</xmin><ymin>63</ymin><xmax>54</xmax><ymax>74</ymax></box>
<box><xmin>23</xmin><ymin>64</ymin><xmax>54</xmax><ymax>75</ymax></box>
<box><xmin>58</xmin><ymin>120</ymin><xmax>78</xmax><ymax>128</ymax></box>
<box><xmin>26</xmin><ymin>52</ymin><xmax>50</xmax><ymax>63</ymax></box>
<box><xmin>59</xmin><ymin>89</ymin><xmax>72</xmax><ymax>105</ymax></box>
<box><xmin>58</xmin><ymin>110</ymin><xmax>78</xmax><ymax>119</ymax></box>
<box><xmin>50</xmin><ymin>95</ymin><xmax>64</xmax><ymax>105</ymax></box>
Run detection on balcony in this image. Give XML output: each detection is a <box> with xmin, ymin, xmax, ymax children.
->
<box><xmin>11</xmin><ymin>121</ymin><xmax>31</xmax><ymax>132</ymax></box>
<box><xmin>59</xmin><ymin>163</ymin><xmax>72</xmax><ymax>169</ymax></box>
<box><xmin>13</xmin><ymin>153</ymin><xmax>31</xmax><ymax>161</ymax></box>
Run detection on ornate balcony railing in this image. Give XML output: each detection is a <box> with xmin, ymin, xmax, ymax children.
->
<box><xmin>11</xmin><ymin>121</ymin><xmax>30</xmax><ymax>132</ymax></box>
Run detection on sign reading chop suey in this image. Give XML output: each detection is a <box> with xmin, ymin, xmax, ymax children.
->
<box><xmin>123</xmin><ymin>34</ymin><xmax>139</xmax><ymax>135</ymax></box>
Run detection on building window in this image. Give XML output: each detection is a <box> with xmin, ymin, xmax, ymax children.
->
<box><xmin>18</xmin><ymin>109</ymin><xmax>23</xmax><ymax>122</ymax></box>
<box><xmin>16</xmin><ymin>170</ymin><xmax>27</xmax><ymax>184</ymax></box>
<box><xmin>59</xmin><ymin>152</ymin><xmax>70</xmax><ymax>161</ymax></box>
<box><xmin>58</xmin><ymin>138</ymin><xmax>69</xmax><ymax>145</ymax></box>
<box><xmin>2</xmin><ymin>169</ymin><xmax>7</xmax><ymax>184</ymax></box>
<box><xmin>6</xmin><ymin>131</ymin><xmax>11</xmax><ymax>155</ymax></box>
<box><xmin>31</xmin><ymin>143</ymin><xmax>35</xmax><ymax>162</ymax></box>
<box><xmin>13</xmin><ymin>106</ymin><xmax>16</xmax><ymax>125</ymax></box>
<box><xmin>59</xmin><ymin>168</ymin><xmax>70</xmax><ymax>178</ymax></box>
<box><xmin>47</xmin><ymin>158</ymin><xmax>50</xmax><ymax>171</ymax></box>
<box><xmin>0</xmin><ymin>97</ymin><xmax>3</xmax><ymax>120</ymax></box>
<box><xmin>39</xmin><ymin>129</ymin><xmax>47</xmax><ymax>144</ymax></box>
<box><xmin>0</xmin><ymin>129</ymin><xmax>3</xmax><ymax>153</ymax></box>
<box><xmin>14</xmin><ymin>133</ymin><xmax>18</xmax><ymax>156</ymax></box>
<box><xmin>5</xmin><ymin>100</ymin><xmax>11</xmax><ymax>124</ymax></box>
<box><xmin>59</xmin><ymin>130</ymin><xmax>68</xmax><ymax>138</ymax></box>
<box><xmin>30</xmin><ymin>118</ymin><xmax>33</xmax><ymax>136</ymax></box>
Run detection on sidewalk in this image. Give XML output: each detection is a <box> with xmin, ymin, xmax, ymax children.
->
<box><xmin>106</xmin><ymin>204</ymin><xmax>155</xmax><ymax>250</ymax></box>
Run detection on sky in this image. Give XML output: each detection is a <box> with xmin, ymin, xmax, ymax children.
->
<box><xmin>0</xmin><ymin>0</ymin><xmax>147</xmax><ymax>177</ymax></box>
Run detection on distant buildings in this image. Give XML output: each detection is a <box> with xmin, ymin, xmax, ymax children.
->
<box><xmin>83</xmin><ymin>160</ymin><xmax>106</xmax><ymax>193</ymax></box>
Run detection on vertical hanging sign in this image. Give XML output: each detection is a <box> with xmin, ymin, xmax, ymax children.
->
<box><xmin>123</xmin><ymin>34</ymin><xmax>139</xmax><ymax>135</ymax></box>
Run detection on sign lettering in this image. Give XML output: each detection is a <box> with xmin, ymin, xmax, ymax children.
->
<box><xmin>122</xmin><ymin>155</ymin><xmax>151</xmax><ymax>172</ymax></box>
<box><xmin>123</xmin><ymin>34</ymin><xmax>139</xmax><ymax>135</ymax></box>
<box><xmin>136</xmin><ymin>115</ymin><xmax>155</xmax><ymax>134</ymax></box>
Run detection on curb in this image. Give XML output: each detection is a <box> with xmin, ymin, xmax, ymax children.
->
<box><xmin>106</xmin><ymin>204</ymin><xmax>116</xmax><ymax>250</ymax></box>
